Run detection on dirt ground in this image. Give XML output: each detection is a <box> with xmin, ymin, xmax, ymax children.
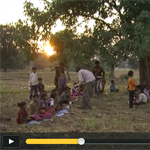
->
<box><xmin>0</xmin><ymin>68</ymin><xmax>150</xmax><ymax>133</ymax></box>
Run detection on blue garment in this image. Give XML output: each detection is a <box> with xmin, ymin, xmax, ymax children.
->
<box><xmin>96</xmin><ymin>79</ymin><xmax>101</xmax><ymax>96</ymax></box>
<box><xmin>110</xmin><ymin>84</ymin><xmax>116</xmax><ymax>91</ymax></box>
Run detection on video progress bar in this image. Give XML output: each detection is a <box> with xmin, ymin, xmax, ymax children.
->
<box><xmin>85</xmin><ymin>139</ymin><xmax>150</xmax><ymax>145</ymax></box>
<box><xmin>26</xmin><ymin>138</ymin><xmax>150</xmax><ymax>145</ymax></box>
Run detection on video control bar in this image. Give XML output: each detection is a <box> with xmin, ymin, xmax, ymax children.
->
<box><xmin>26</xmin><ymin>138</ymin><xmax>150</xmax><ymax>145</ymax></box>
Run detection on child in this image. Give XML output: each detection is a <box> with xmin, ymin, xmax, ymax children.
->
<box><xmin>59</xmin><ymin>87</ymin><xmax>72</xmax><ymax>106</ymax></box>
<box><xmin>128</xmin><ymin>70</ymin><xmax>136</xmax><ymax>108</ymax></box>
<box><xmin>39</xmin><ymin>92</ymin><xmax>52</xmax><ymax>119</ymax></box>
<box><xmin>110</xmin><ymin>80</ymin><xmax>119</xmax><ymax>92</ymax></box>
<box><xmin>71</xmin><ymin>82</ymin><xmax>82</xmax><ymax>99</ymax></box>
<box><xmin>29</xmin><ymin>67</ymin><xmax>38</xmax><ymax>100</ymax></box>
<box><xmin>46</xmin><ymin>92</ymin><xmax>57</xmax><ymax>114</ymax></box>
<box><xmin>58</xmin><ymin>71</ymin><xmax>67</xmax><ymax>95</ymax></box>
<box><xmin>101</xmin><ymin>78</ymin><xmax>106</xmax><ymax>92</ymax></box>
<box><xmin>37</xmin><ymin>77</ymin><xmax>45</xmax><ymax>95</ymax></box>
<box><xmin>50</xmin><ymin>89</ymin><xmax>62</xmax><ymax>110</ymax></box>
<box><xmin>136</xmin><ymin>80</ymin><xmax>146</xmax><ymax>91</ymax></box>
<box><xmin>29</xmin><ymin>94</ymin><xmax>41</xmax><ymax>121</ymax></box>
<box><xmin>16</xmin><ymin>102</ymin><xmax>30</xmax><ymax>124</ymax></box>
<box><xmin>143</xmin><ymin>84</ymin><xmax>150</xmax><ymax>102</ymax></box>
<box><xmin>135</xmin><ymin>88</ymin><xmax>147</xmax><ymax>104</ymax></box>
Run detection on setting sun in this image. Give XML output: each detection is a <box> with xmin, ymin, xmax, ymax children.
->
<box><xmin>42</xmin><ymin>41</ymin><xmax>55</xmax><ymax>56</ymax></box>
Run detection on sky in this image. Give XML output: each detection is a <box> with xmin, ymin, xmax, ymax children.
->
<box><xmin>0</xmin><ymin>0</ymin><xmax>92</xmax><ymax>34</ymax></box>
<box><xmin>0</xmin><ymin>0</ymin><xmax>66</xmax><ymax>34</ymax></box>
<box><xmin>0</xmin><ymin>0</ymin><xmax>112</xmax><ymax>34</ymax></box>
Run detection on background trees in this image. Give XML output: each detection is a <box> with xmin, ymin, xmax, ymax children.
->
<box><xmin>0</xmin><ymin>24</ymin><xmax>29</xmax><ymax>71</ymax></box>
<box><xmin>17</xmin><ymin>0</ymin><xmax>150</xmax><ymax>82</ymax></box>
<box><xmin>1</xmin><ymin>0</ymin><xmax>150</xmax><ymax>83</ymax></box>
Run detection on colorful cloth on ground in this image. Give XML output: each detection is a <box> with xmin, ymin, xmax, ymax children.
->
<box><xmin>30</xmin><ymin>114</ymin><xmax>41</xmax><ymax>121</ymax></box>
<box><xmin>39</xmin><ymin>109</ymin><xmax>52</xmax><ymax>118</ymax></box>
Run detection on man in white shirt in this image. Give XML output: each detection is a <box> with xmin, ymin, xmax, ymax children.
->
<box><xmin>29</xmin><ymin>67</ymin><xmax>38</xmax><ymax>100</ymax></box>
<box><xmin>76</xmin><ymin>67</ymin><xmax>96</xmax><ymax>110</ymax></box>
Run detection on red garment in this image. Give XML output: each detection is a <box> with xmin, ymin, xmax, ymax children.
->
<box><xmin>16</xmin><ymin>109</ymin><xmax>28</xmax><ymax>124</ymax></box>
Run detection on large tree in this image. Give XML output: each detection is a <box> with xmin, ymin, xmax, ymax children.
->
<box><xmin>23</xmin><ymin>0</ymin><xmax>150</xmax><ymax>83</ymax></box>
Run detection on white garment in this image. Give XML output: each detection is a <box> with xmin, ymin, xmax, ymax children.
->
<box><xmin>78</xmin><ymin>69</ymin><xmax>95</xmax><ymax>84</ymax></box>
<box><xmin>136</xmin><ymin>93</ymin><xmax>147</xmax><ymax>103</ymax></box>
<box><xmin>49</xmin><ymin>98</ymin><xmax>54</xmax><ymax>107</ymax></box>
<box><xmin>29</xmin><ymin>73</ymin><xmax>38</xmax><ymax>85</ymax></box>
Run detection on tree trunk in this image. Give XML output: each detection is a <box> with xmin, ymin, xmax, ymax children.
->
<box><xmin>109</xmin><ymin>64</ymin><xmax>115</xmax><ymax>79</ymax></box>
<box><xmin>139</xmin><ymin>57</ymin><xmax>150</xmax><ymax>84</ymax></box>
<box><xmin>4</xmin><ymin>68</ymin><xmax>7</xmax><ymax>72</ymax></box>
<box><xmin>65</xmin><ymin>68</ymin><xmax>71</xmax><ymax>81</ymax></box>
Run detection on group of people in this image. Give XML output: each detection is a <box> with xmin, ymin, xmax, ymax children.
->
<box><xmin>17</xmin><ymin>84</ymin><xmax>75</xmax><ymax>124</ymax></box>
<box><xmin>17</xmin><ymin>61</ymin><xmax>150</xmax><ymax>124</ymax></box>
<box><xmin>128</xmin><ymin>70</ymin><xmax>150</xmax><ymax>108</ymax></box>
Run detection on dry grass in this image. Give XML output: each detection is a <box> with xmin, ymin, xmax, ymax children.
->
<box><xmin>0</xmin><ymin>68</ymin><xmax>150</xmax><ymax>133</ymax></box>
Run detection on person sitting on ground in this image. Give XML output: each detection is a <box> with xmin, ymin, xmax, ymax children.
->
<box><xmin>46</xmin><ymin>92</ymin><xmax>59</xmax><ymax>114</ymax></box>
<box><xmin>71</xmin><ymin>82</ymin><xmax>82</xmax><ymax>99</ymax></box>
<box><xmin>37</xmin><ymin>77</ymin><xmax>45</xmax><ymax>95</ymax></box>
<box><xmin>59</xmin><ymin>86</ymin><xmax>72</xmax><ymax>106</ymax></box>
<box><xmin>143</xmin><ymin>84</ymin><xmax>150</xmax><ymax>102</ymax></box>
<box><xmin>39</xmin><ymin>92</ymin><xmax>52</xmax><ymax>119</ymax></box>
<box><xmin>134</xmin><ymin>88</ymin><xmax>147</xmax><ymax>105</ymax></box>
<box><xmin>16</xmin><ymin>102</ymin><xmax>31</xmax><ymax>124</ymax></box>
<box><xmin>110</xmin><ymin>80</ymin><xmax>119</xmax><ymax>92</ymax></box>
<box><xmin>58</xmin><ymin>71</ymin><xmax>67</xmax><ymax>95</ymax></box>
<box><xmin>29</xmin><ymin>94</ymin><xmax>41</xmax><ymax>121</ymax></box>
<box><xmin>136</xmin><ymin>80</ymin><xmax>146</xmax><ymax>91</ymax></box>
<box><xmin>50</xmin><ymin>89</ymin><xmax>62</xmax><ymax>110</ymax></box>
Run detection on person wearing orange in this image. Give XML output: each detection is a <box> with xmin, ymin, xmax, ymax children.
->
<box><xmin>128</xmin><ymin>70</ymin><xmax>136</xmax><ymax>108</ymax></box>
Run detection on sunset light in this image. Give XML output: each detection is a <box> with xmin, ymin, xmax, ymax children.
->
<box><xmin>43</xmin><ymin>41</ymin><xmax>55</xmax><ymax>56</ymax></box>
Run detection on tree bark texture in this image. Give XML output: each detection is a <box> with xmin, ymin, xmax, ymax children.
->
<box><xmin>139</xmin><ymin>57</ymin><xmax>150</xmax><ymax>84</ymax></box>
<box><xmin>109</xmin><ymin>64</ymin><xmax>116</xmax><ymax>79</ymax></box>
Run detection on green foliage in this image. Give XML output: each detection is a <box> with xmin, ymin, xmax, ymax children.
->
<box><xmin>14</xmin><ymin>19</ymin><xmax>40</xmax><ymax>60</ymax></box>
<box><xmin>0</xmin><ymin>24</ymin><xmax>29</xmax><ymax>70</ymax></box>
<box><xmin>120</xmin><ymin>74</ymin><xmax>128</xmax><ymax>80</ymax></box>
<box><xmin>21</xmin><ymin>0</ymin><xmax>150</xmax><ymax>70</ymax></box>
<box><xmin>49</xmin><ymin>29</ymin><xmax>97</xmax><ymax>68</ymax></box>
<box><xmin>128</xmin><ymin>58</ymin><xmax>139</xmax><ymax>70</ymax></box>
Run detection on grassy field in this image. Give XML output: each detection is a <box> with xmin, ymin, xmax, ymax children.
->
<box><xmin>1</xmin><ymin>68</ymin><xmax>150</xmax><ymax>133</ymax></box>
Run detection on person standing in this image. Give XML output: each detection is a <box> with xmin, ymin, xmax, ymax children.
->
<box><xmin>128</xmin><ymin>70</ymin><xmax>136</xmax><ymax>108</ymax></box>
<box><xmin>76</xmin><ymin>67</ymin><xmax>96</xmax><ymax>110</ymax></box>
<box><xmin>58</xmin><ymin>71</ymin><xmax>67</xmax><ymax>95</ymax></box>
<box><xmin>29</xmin><ymin>67</ymin><xmax>38</xmax><ymax>100</ymax></box>
<box><xmin>93</xmin><ymin>61</ymin><xmax>105</xmax><ymax>96</ymax></box>
<box><xmin>50</xmin><ymin>66</ymin><xmax>60</xmax><ymax>89</ymax></box>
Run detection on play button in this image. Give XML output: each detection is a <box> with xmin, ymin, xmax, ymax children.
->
<box><xmin>9</xmin><ymin>139</ymin><xmax>14</xmax><ymax>144</ymax></box>
<box><xmin>2</xmin><ymin>135</ymin><xmax>20</xmax><ymax>148</ymax></box>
